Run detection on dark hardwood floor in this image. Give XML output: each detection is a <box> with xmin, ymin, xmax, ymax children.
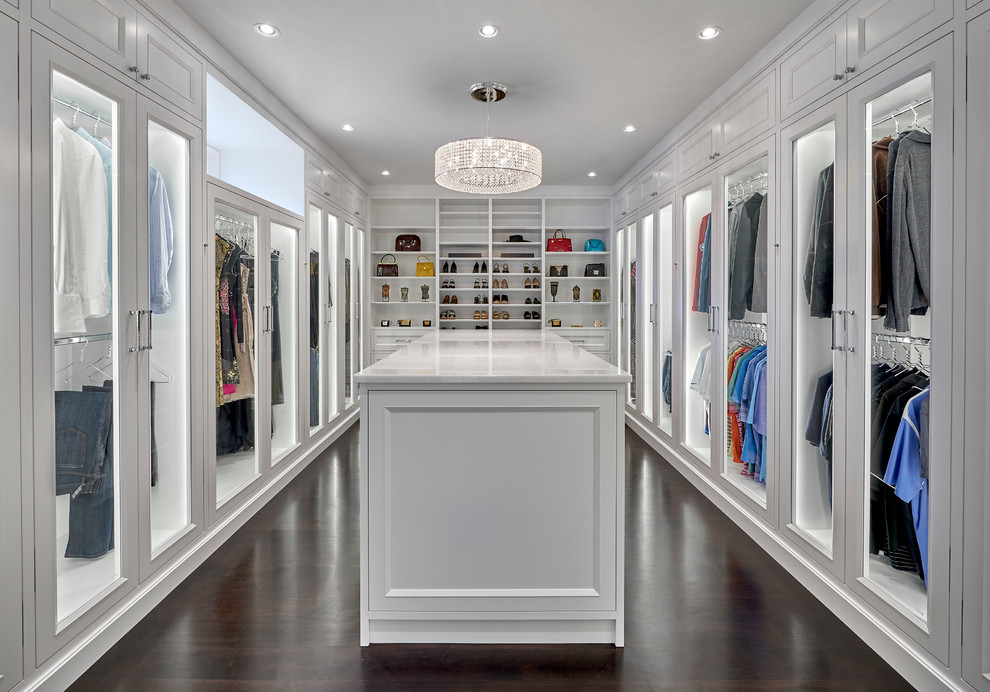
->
<box><xmin>71</xmin><ymin>426</ymin><xmax>915</xmax><ymax>691</ymax></box>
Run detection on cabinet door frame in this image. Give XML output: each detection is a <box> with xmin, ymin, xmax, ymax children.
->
<box><xmin>842</xmin><ymin>35</ymin><xmax>953</xmax><ymax>663</ymax></box>
<box><xmin>136</xmin><ymin>99</ymin><xmax>205</xmax><ymax>581</ymax></box>
<box><xmin>650</xmin><ymin>193</ymin><xmax>677</xmax><ymax>443</ymax></box>
<box><xmin>32</xmin><ymin>0</ymin><xmax>138</xmax><ymax>77</ymax></box>
<box><xmin>962</xmin><ymin>11</ymin><xmax>990</xmax><ymax>689</ymax></box>
<box><xmin>0</xmin><ymin>9</ymin><xmax>20</xmax><ymax>691</ymax></box>
<box><xmin>205</xmin><ymin>181</ymin><xmax>270</xmax><ymax>524</ymax></box>
<box><xmin>327</xmin><ymin>208</ymin><xmax>345</xmax><ymax>421</ymax></box>
<box><xmin>777</xmin><ymin>97</ymin><xmax>849</xmax><ymax>578</ymax></box>
<box><xmin>30</xmin><ymin>36</ymin><xmax>140</xmax><ymax>662</ymax></box>
<box><xmin>710</xmin><ymin>135</ymin><xmax>777</xmax><ymax>526</ymax></box>
<box><xmin>673</xmin><ymin>170</ymin><xmax>717</xmax><ymax>472</ymax></box>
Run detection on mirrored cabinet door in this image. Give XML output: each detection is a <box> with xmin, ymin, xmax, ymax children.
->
<box><xmin>138</xmin><ymin>104</ymin><xmax>201</xmax><ymax>576</ymax></box>
<box><xmin>32</xmin><ymin>38</ymin><xmax>139</xmax><ymax>656</ymax></box>
<box><xmin>327</xmin><ymin>211</ymin><xmax>342</xmax><ymax>419</ymax></box>
<box><xmin>307</xmin><ymin>201</ymin><xmax>324</xmax><ymax>435</ymax></box>
<box><xmin>210</xmin><ymin>190</ymin><xmax>263</xmax><ymax>511</ymax></box>
<box><xmin>617</xmin><ymin>220</ymin><xmax>637</xmax><ymax>407</ymax></box>
<box><xmin>679</xmin><ymin>180</ymin><xmax>714</xmax><ymax>468</ymax></box>
<box><xmin>344</xmin><ymin>222</ymin><xmax>363</xmax><ymax>408</ymax></box>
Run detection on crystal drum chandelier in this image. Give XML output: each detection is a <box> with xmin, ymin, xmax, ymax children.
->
<box><xmin>435</xmin><ymin>82</ymin><xmax>542</xmax><ymax>195</ymax></box>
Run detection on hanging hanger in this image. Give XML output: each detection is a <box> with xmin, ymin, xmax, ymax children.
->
<box><xmin>93</xmin><ymin>114</ymin><xmax>101</xmax><ymax>138</ymax></box>
<box><xmin>151</xmin><ymin>360</ymin><xmax>173</xmax><ymax>384</ymax></box>
<box><xmin>71</xmin><ymin>105</ymin><xmax>80</xmax><ymax>130</ymax></box>
<box><xmin>56</xmin><ymin>343</ymin><xmax>113</xmax><ymax>384</ymax></box>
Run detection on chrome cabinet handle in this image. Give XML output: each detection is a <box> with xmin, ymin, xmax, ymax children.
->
<box><xmin>128</xmin><ymin>65</ymin><xmax>140</xmax><ymax>73</ymax></box>
<box><xmin>145</xmin><ymin>311</ymin><xmax>153</xmax><ymax>351</ymax></box>
<box><xmin>833</xmin><ymin>74</ymin><xmax>844</xmax><ymax>81</ymax></box>
<box><xmin>707</xmin><ymin>307</ymin><xmax>714</xmax><ymax>333</ymax></box>
<box><xmin>130</xmin><ymin>310</ymin><xmax>140</xmax><ymax>352</ymax></box>
<box><xmin>843</xmin><ymin>310</ymin><xmax>855</xmax><ymax>353</ymax></box>
<box><xmin>831</xmin><ymin>310</ymin><xmax>841</xmax><ymax>351</ymax></box>
<box><xmin>140</xmin><ymin>73</ymin><xmax>152</xmax><ymax>81</ymax></box>
<box><xmin>649</xmin><ymin>304</ymin><xmax>657</xmax><ymax>324</ymax></box>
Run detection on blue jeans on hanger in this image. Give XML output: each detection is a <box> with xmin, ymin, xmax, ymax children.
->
<box><xmin>55</xmin><ymin>388</ymin><xmax>115</xmax><ymax>559</ymax></box>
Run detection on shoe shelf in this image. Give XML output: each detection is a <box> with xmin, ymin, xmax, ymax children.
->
<box><xmin>371</xmin><ymin>249</ymin><xmax>437</xmax><ymax>255</ymax></box>
<box><xmin>372</xmin><ymin>275</ymin><xmax>437</xmax><ymax>280</ymax></box>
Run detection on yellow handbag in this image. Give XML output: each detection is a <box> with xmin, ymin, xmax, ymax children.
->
<box><xmin>416</xmin><ymin>255</ymin><xmax>435</xmax><ymax>277</ymax></box>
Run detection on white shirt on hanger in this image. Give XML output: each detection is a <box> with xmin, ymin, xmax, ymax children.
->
<box><xmin>52</xmin><ymin>118</ymin><xmax>110</xmax><ymax>334</ymax></box>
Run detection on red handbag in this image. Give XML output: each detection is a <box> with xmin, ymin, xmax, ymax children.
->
<box><xmin>546</xmin><ymin>230</ymin><xmax>572</xmax><ymax>252</ymax></box>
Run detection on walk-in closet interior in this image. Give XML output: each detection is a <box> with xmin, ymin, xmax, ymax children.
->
<box><xmin>2</xmin><ymin>0</ymin><xmax>989</xmax><ymax>690</ymax></box>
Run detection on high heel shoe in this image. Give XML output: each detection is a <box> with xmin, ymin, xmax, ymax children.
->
<box><xmin>442</xmin><ymin>261</ymin><xmax>449</xmax><ymax>273</ymax></box>
<box><xmin>493</xmin><ymin>263</ymin><xmax>501</xmax><ymax>273</ymax></box>
<box><xmin>481</xmin><ymin>261</ymin><xmax>488</xmax><ymax>273</ymax></box>
<box><xmin>533</xmin><ymin>278</ymin><xmax>540</xmax><ymax>289</ymax></box>
<box><xmin>502</xmin><ymin>263</ymin><xmax>509</xmax><ymax>273</ymax></box>
<box><xmin>450</xmin><ymin>261</ymin><xmax>457</xmax><ymax>273</ymax></box>
<box><xmin>524</xmin><ymin>278</ymin><xmax>532</xmax><ymax>289</ymax></box>
<box><xmin>473</xmin><ymin>261</ymin><xmax>480</xmax><ymax>273</ymax></box>
<box><xmin>482</xmin><ymin>279</ymin><xmax>489</xmax><ymax>289</ymax></box>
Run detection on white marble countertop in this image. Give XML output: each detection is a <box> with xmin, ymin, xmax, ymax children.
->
<box><xmin>355</xmin><ymin>330</ymin><xmax>630</xmax><ymax>384</ymax></box>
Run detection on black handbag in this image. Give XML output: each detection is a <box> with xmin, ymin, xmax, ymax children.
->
<box><xmin>376</xmin><ymin>254</ymin><xmax>399</xmax><ymax>277</ymax></box>
<box><xmin>584</xmin><ymin>263</ymin><xmax>606</xmax><ymax>277</ymax></box>
<box><xmin>548</xmin><ymin>265</ymin><xmax>568</xmax><ymax>277</ymax></box>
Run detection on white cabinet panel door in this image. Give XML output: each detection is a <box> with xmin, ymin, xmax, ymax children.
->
<box><xmin>677</xmin><ymin>119</ymin><xmax>719</xmax><ymax>181</ymax></box>
<box><xmin>34</xmin><ymin>0</ymin><xmax>138</xmax><ymax>75</ymax></box>
<box><xmin>719</xmin><ymin>71</ymin><xmax>776</xmax><ymax>153</ymax></box>
<box><xmin>846</xmin><ymin>0</ymin><xmax>952</xmax><ymax>75</ymax></box>
<box><xmin>780</xmin><ymin>16</ymin><xmax>847</xmax><ymax>120</ymax></box>
<box><xmin>137</xmin><ymin>15</ymin><xmax>203</xmax><ymax>119</ymax></box>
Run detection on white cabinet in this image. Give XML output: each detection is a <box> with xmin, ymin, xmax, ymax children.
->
<box><xmin>677</xmin><ymin>117</ymin><xmax>720</xmax><ymax>181</ymax></box>
<box><xmin>638</xmin><ymin>153</ymin><xmax>675</xmax><ymax>203</ymax></box>
<box><xmin>305</xmin><ymin>151</ymin><xmax>334</xmax><ymax>200</ymax></box>
<box><xmin>33</xmin><ymin>0</ymin><xmax>204</xmax><ymax>119</ymax></box>
<box><xmin>963</xmin><ymin>13</ymin><xmax>990</xmax><ymax>691</ymax></box>
<box><xmin>0</xmin><ymin>12</ymin><xmax>20</xmax><ymax>692</ymax></box>
<box><xmin>136</xmin><ymin>14</ymin><xmax>204</xmax><ymax>120</ymax></box>
<box><xmin>780</xmin><ymin>15</ymin><xmax>849</xmax><ymax>121</ymax></box>
<box><xmin>613</xmin><ymin>182</ymin><xmax>641</xmax><ymax>222</ymax></box>
<box><xmin>846</xmin><ymin>0</ymin><xmax>952</xmax><ymax>77</ymax></box>
<box><xmin>677</xmin><ymin>74</ymin><xmax>776</xmax><ymax>181</ymax></box>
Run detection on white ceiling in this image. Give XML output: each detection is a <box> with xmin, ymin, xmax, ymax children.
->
<box><xmin>172</xmin><ymin>0</ymin><xmax>817</xmax><ymax>189</ymax></box>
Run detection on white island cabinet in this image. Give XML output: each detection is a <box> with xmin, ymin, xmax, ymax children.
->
<box><xmin>356</xmin><ymin>331</ymin><xmax>630</xmax><ymax>646</ymax></box>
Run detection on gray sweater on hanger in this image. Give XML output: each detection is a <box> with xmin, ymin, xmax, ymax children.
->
<box><xmin>885</xmin><ymin>130</ymin><xmax>931</xmax><ymax>332</ymax></box>
<box><xmin>727</xmin><ymin>192</ymin><xmax>765</xmax><ymax>321</ymax></box>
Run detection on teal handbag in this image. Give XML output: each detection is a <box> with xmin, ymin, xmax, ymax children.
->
<box><xmin>584</xmin><ymin>239</ymin><xmax>605</xmax><ymax>252</ymax></box>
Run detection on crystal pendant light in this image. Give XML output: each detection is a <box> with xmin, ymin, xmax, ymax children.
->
<box><xmin>435</xmin><ymin>82</ymin><xmax>542</xmax><ymax>195</ymax></box>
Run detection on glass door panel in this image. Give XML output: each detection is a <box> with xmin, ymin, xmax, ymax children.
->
<box><xmin>327</xmin><ymin>213</ymin><xmax>340</xmax><ymax>418</ymax></box>
<box><xmin>344</xmin><ymin>222</ymin><xmax>363</xmax><ymax>407</ymax></box>
<box><xmin>657</xmin><ymin>204</ymin><xmax>674</xmax><ymax>436</ymax></box>
<box><xmin>639</xmin><ymin>214</ymin><xmax>655</xmax><ymax>421</ymax></box>
<box><xmin>270</xmin><ymin>219</ymin><xmax>299</xmax><ymax>464</ymax></box>
<box><xmin>861</xmin><ymin>71</ymin><xmax>934</xmax><ymax>622</ymax></box>
<box><xmin>50</xmin><ymin>69</ymin><xmax>123</xmax><ymax>624</ymax></box>
<box><xmin>146</xmin><ymin>118</ymin><xmax>191</xmax><ymax>554</ymax></box>
<box><xmin>620</xmin><ymin>222</ymin><xmax>637</xmax><ymax>406</ymax></box>
<box><xmin>721</xmin><ymin>155</ymin><xmax>770</xmax><ymax>506</ymax></box>
<box><xmin>681</xmin><ymin>186</ymin><xmax>713</xmax><ymax>465</ymax></box>
<box><xmin>792</xmin><ymin>121</ymin><xmax>837</xmax><ymax>552</ymax></box>
<box><xmin>213</xmin><ymin>199</ymin><xmax>260</xmax><ymax>506</ymax></box>
<box><xmin>307</xmin><ymin>203</ymin><xmax>323</xmax><ymax>433</ymax></box>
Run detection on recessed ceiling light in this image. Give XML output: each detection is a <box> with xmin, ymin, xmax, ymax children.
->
<box><xmin>587</xmin><ymin>171</ymin><xmax>597</xmax><ymax>177</ymax></box>
<box><xmin>479</xmin><ymin>24</ymin><xmax>500</xmax><ymax>38</ymax></box>
<box><xmin>381</xmin><ymin>170</ymin><xmax>391</xmax><ymax>176</ymax></box>
<box><xmin>623</xmin><ymin>125</ymin><xmax>637</xmax><ymax>133</ymax></box>
<box><xmin>698</xmin><ymin>26</ymin><xmax>721</xmax><ymax>40</ymax></box>
<box><xmin>341</xmin><ymin>123</ymin><xmax>355</xmax><ymax>132</ymax></box>
<box><xmin>254</xmin><ymin>23</ymin><xmax>279</xmax><ymax>37</ymax></box>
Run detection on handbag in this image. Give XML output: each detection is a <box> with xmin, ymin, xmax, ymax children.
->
<box><xmin>415</xmin><ymin>255</ymin><xmax>435</xmax><ymax>277</ymax></box>
<box><xmin>395</xmin><ymin>234</ymin><xmax>421</xmax><ymax>252</ymax></box>
<box><xmin>584</xmin><ymin>263</ymin><xmax>606</xmax><ymax>277</ymax></box>
<box><xmin>584</xmin><ymin>238</ymin><xmax>605</xmax><ymax>252</ymax></box>
<box><xmin>548</xmin><ymin>265</ymin><xmax>568</xmax><ymax>277</ymax></box>
<box><xmin>376</xmin><ymin>254</ymin><xmax>399</xmax><ymax>277</ymax></box>
<box><xmin>546</xmin><ymin>230</ymin><xmax>572</xmax><ymax>252</ymax></box>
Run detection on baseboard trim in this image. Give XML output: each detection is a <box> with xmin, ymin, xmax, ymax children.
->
<box><xmin>624</xmin><ymin>414</ymin><xmax>966</xmax><ymax>692</ymax></box>
<box><xmin>19</xmin><ymin>408</ymin><xmax>360</xmax><ymax>692</ymax></box>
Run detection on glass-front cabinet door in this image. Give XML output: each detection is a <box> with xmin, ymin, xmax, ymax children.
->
<box><xmin>32</xmin><ymin>38</ymin><xmax>139</xmax><ymax>658</ymax></box>
<box><xmin>617</xmin><ymin>220</ymin><xmax>637</xmax><ymax>407</ymax></box>
<box><xmin>679</xmin><ymin>179</ymin><xmax>714</xmax><ymax>468</ymax></box>
<box><xmin>715</xmin><ymin>142</ymin><xmax>774</xmax><ymax>514</ymax></box>
<box><xmin>780</xmin><ymin>101</ymin><xmax>847</xmax><ymax>573</ymax></box>
<box><xmin>210</xmin><ymin>189</ymin><xmax>263</xmax><ymax>512</ymax></box>
<box><xmin>269</xmin><ymin>212</ymin><xmax>300</xmax><ymax>466</ymax></box>
<box><xmin>137</xmin><ymin>103</ymin><xmax>201</xmax><ymax>578</ymax></box>
<box><xmin>307</xmin><ymin>201</ymin><xmax>324</xmax><ymax>435</ymax></box>
<box><xmin>344</xmin><ymin>222</ymin><xmax>363</xmax><ymax>408</ymax></box>
<box><xmin>846</xmin><ymin>37</ymin><xmax>951</xmax><ymax>661</ymax></box>
<box><xmin>327</xmin><ymin>212</ymin><xmax>342</xmax><ymax>419</ymax></box>
<box><xmin>655</xmin><ymin>201</ymin><xmax>674</xmax><ymax>438</ymax></box>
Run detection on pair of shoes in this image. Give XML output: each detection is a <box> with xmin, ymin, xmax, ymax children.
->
<box><xmin>525</xmin><ymin>278</ymin><xmax>532</xmax><ymax>289</ymax></box>
<box><xmin>482</xmin><ymin>279</ymin><xmax>489</xmax><ymax>288</ymax></box>
<box><xmin>442</xmin><ymin>280</ymin><xmax>456</xmax><ymax>288</ymax></box>
<box><xmin>524</xmin><ymin>311</ymin><xmax>532</xmax><ymax>319</ymax></box>
<box><xmin>443</xmin><ymin>295</ymin><xmax>451</xmax><ymax>304</ymax></box>
<box><xmin>474</xmin><ymin>279</ymin><xmax>481</xmax><ymax>288</ymax></box>
<box><xmin>493</xmin><ymin>263</ymin><xmax>501</xmax><ymax>273</ymax></box>
<box><xmin>500</xmin><ymin>278</ymin><xmax>508</xmax><ymax>289</ymax></box>
<box><xmin>523</xmin><ymin>263</ymin><xmax>531</xmax><ymax>273</ymax></box>
<box><xmin>441</xmin><ymin>309</ymin><xmax>456</xmax><ymax>319</ymax></box>
<box><xmin>442</xmin><ymin>261</ymin><xmax>449</xmax><ymax>273</ymax></box>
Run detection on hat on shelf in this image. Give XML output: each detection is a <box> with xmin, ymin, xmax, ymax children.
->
<box><xmin>507</xmin><ymin>234</ymin><xmax>530</xmax><ymax>242</ymax></box>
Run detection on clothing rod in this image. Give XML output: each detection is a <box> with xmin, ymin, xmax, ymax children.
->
<box><xmin>872</xmin><ymin>96</ymin><xmax>933</xmax><ymax>128</ymax></box>
<box><xmin>873</xmin><ymin>333</ymin><xmax>930</xmax><ymax>346</ymax></box>
<box><xmin>214</xmin><ymin>214</ymin><xmax>253</xmax><ymax>230</ymax></box>
<box><xmin>51</xmin><ymin>95</ymin><xmax>111</xmax><ymax>125</ymax></box>
<box><xmin>732</xmin><ymin>171</ymin><xmax>768</xmax><ymax>186</ymax></box>
<box><xmin>54</xmin><ymin>333</ymin><xmax>112</xmax><ymax>346</ymax></box>
<box><xmin>728</xmin><ymin>320</ymin><xmax>767</xmax><ymax>328</ymax></box>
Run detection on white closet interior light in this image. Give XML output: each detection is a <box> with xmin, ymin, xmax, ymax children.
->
<box><xmin>623</xmin><ymin>125</ymin><xmax>637</xmax><ymax>133</ymax></box>
<box><xmin>699</xmin><ymin>26</ymin><xmax>721</xmax><ymax>39</ymax></box>
<box><xmin>479</xmin><ymin>24</ymin><xmax>499</xmax><ymax>38</ymax></box>
<box><xmin>341</xmin><ymin>123</ymin><xmax>355</xmax><ymax>131</ymax></box>
<box><xmin>254</xmin><ymin>23</ymin><xmax>279</xmax><ymax>37</ymax></box>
